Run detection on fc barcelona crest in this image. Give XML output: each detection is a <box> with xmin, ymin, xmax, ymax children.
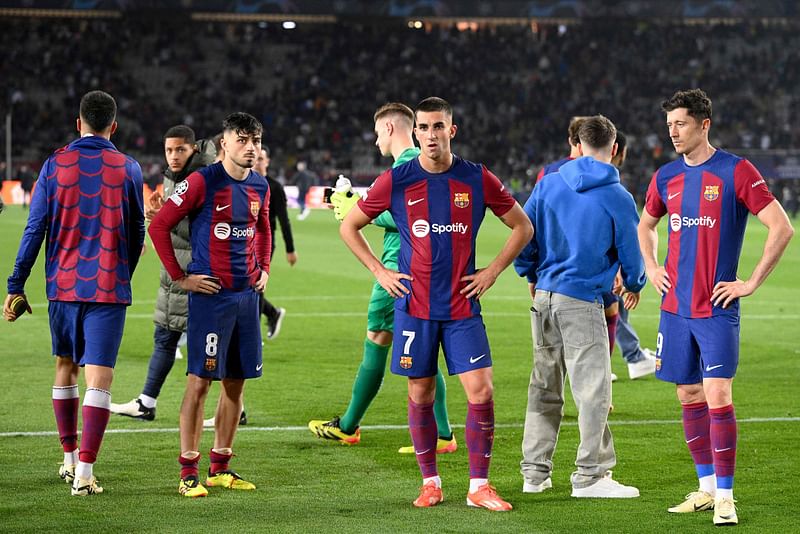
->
<box><xmin>454</xmin><ymin>192</ymin><xmax>470</xmax><ymax>208</ymax></box>
<box><xmin>250</xmin><ymin>201</ymin><xmax>260</xmax><ymax>216</ymax></box>
<box><xmin>703</xmin><ymin>185</ymin><xmax>720</xmax><ymax>202</ymax></box>
<box><xmin>205</xmin><ymin>358</ymin><xmax>217</xmax><ymax>371</ymax></box>
<box><xmin>399</xmin><ymin>356</ymin><xmax>413</xmax><ymax>369</ymax></box>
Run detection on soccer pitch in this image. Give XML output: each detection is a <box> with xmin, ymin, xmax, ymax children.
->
<box><xmin>0</xmin><ymin>204</ymin><xmax>797</xmax><ymax>533</ymax></box>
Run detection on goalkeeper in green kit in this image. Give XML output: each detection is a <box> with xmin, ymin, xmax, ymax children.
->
<box><xmin>308</xmin><ymin>103</ymin><xmax>456</xmax><ymax>454</ymax></box>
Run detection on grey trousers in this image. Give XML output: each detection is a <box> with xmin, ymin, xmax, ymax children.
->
<box><xmin>520</xmin><ymin>290</ymin><xmax>616</xmax><ymax>489</ymax></box>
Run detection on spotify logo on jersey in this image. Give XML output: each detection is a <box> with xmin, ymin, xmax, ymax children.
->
<box><xmin>412</xmin><ymin>219</ymin><xmax>430</xmax><ymax>238</ymax></box>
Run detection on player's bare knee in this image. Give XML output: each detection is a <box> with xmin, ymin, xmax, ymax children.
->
<box><xmin>676</xmin><ymin>383</ymin><xmax>705</xmax><ymax>404</ymax></box>
<box><xmin>703</xmin><ymin>379</ymin><xmax>733</xmax><ymax>407</ymax></box>
<box><xmin>368</xmin><ymin>329</ymin><xmax>392</xmax><ymax>346</ymax></box>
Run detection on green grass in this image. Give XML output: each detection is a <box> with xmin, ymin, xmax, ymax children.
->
<box><xmin>0</xmin><ymin>204</ymin><xmax>797</xmax><ymax>533</ymax></box>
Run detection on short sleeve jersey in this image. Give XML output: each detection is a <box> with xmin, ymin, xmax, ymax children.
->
<box><xmin>358</xmin><ymin>155</ymin><xmax>516</xmax><ymax>321</ymax></box>
<box><xmin>644</xmin><ymin>149</ymin><xmax>774</xmax><ymax>318</ymax></box>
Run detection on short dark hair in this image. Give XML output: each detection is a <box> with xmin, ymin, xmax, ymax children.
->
<box><xmin>578</xmin><ymin>115</ymin><xmax>617</xmax><ymax>150</ymax></box>
<box><xmin>568</xmin><ymin>116</ymin><xmax>589</xmax><ymax>146</ymax></box>
<box><xmin>615</xmin><ymin>130</ymin><xmax>627</xmax><ymax>153</ymax></box>
<box><xmin>374</xmin><ymin>102</ymin><xmax>414</xmax><ymax>125</ymax></box>
<box><xmin>262</xmin><ymin>145</ymin><xmax>270</xmax><ymax>157</ymax></box>
<box><xmin>79</xmin><ymin>90</ymin><xmax>116</xmax><ymax>132</ymax></box>
<box><xmin>415</xmin><ymin>97</ymin><xmax>452</xmax><ymax>120</ymax></box>
<box><xmin>661</xmin><ymin>89</ymin><xmax>712</xmax><ymax>121</ymax></box>
<box><xmin>163</xmin><ymin>125</ymin><xmax>196</xmax><ymax>144</ymax></box>
<box><xmin>222</xmin><ymin>112</ymin><xmax>263</xmax><ymax>137</ymax></box>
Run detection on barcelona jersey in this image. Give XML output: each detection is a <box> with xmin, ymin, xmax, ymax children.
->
<box><xmin>149</xmin><ymin>162</ymin><xmax>271</xmax><ymax>291</ymax></box>
<box><xmin>535</xmin><ymin>156</ymin><xmax>573</xmax><ymax>184</ymax></box>
<box><xmin>644</xmin><ymin>149</ymin><xmax>774</xmax><ymax>318</ymax></box>
<box><xmin>358</xmin><ymin>155</ymin><xmax>516</xmax><ymax>321</ymax></box>
<box><xmin>7</xmin><ymin>135</ymin><xmax>145</xmax><ymax>304</ymax></box>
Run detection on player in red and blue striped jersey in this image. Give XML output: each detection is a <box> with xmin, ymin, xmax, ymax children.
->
<box><xmin>149</xmin><ymin>112</ymin><xmax>271</xmax><ymax>498</ymax></box>
<box><xmin>341</xmin><ymin>97</ymin><xmax>532</xmax><ymax>511</ymax></box>
<box><xmin>4</xmin><ymin>90</ymin><xmax>146</xmax><ymax>496</ymax></box>
<box><xmin>534</xmin><ymin>115</ymin><xmax>586</xmax><ymax>183</ymax></box>
<box><xmin>639</xmin><ymin>89</ymin><xmax>794</xmax><ymax>526</ymax></box>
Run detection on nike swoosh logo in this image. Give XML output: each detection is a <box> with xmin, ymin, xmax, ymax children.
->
<box><xmin>685</xmin><ymin>436</ymin><xmax>700</xmax><ymax>443</ymax></box>
<box><xmin>469</xmin><ymin>354</ymin><xmax>486</xmax><ymax>364</ymax></box>
<box><xmin>667</xmin><ymin>192</ymin><xmax>681</xmax><ymax>200</ymax></box>
<box><xmin>415</xmin><ymin>449</ymin><xmax>431</xmax><ymax>455</ymax></box>
<box><xmin>256</xmin><ymin>363</ymin><xmax>263</xmax><ymax>372</ymax></box>
<box><xmin>215</xmin><ymin>204</ymin><xmax>231</xmax><ymax>211</ymax></box>
<box><xmin>407</xmin><ymin>198</ymin><xmax>425</xmax><ymax>206</ymax></box>
<box><xmin>714</xmin><ymin>447</ymin><xmax>731</xmax><ymax>453</ymax></box>
<box><xmin>705</xmin><ymin>364</ymin><xmax>723</xmax><ymax>372</ymax></box>
<box><xmin>484</xmin><ymin>452</ymin><xmax>492</xmax><ymax>458</ymax></box>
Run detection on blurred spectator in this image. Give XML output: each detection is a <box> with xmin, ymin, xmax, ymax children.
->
<box><xmin>18</xmin><ymin>164</ymin><xmax>36</xmax><ymax>209</ymax></box>
<box><xmin>0</xmin><ymin>16</ymin><xmax>798</xmax><ymax>196</ymax></box>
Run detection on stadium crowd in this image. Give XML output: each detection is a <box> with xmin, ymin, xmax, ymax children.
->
<box><xmin>1</xmin><ymin>16</ymin><xmax>799</xmax><ymax>200</ymax></box>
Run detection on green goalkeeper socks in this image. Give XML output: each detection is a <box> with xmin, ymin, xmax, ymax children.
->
<box><xmin>340</xmin><ymin>338</ymin><xmax>388</xmax><ymax>434</ymax></box>
<box><xmin>339</xmin><ymin>338</ymin><xmax>453</xmax><ymax>439</ymax></box>
<box><xmin>434</xmin><ymin>368</ymin><xmax>453</xmax><ymax>439</ymax></box>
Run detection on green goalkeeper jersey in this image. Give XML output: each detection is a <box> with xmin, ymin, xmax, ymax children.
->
<box><xmin>372</xmin><ymin>146</ymin><xmax>419</xmax><ymax>269</ymax></box>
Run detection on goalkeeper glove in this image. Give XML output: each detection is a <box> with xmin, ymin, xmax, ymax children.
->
<box><xmin>330</xmin><ymin>175</ymin><xmax>361</xmax><ymax>222</ymax></box>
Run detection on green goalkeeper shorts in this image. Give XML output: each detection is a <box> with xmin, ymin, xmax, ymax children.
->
<box><xmin>367</xmin><ymin>279</ymin><xmax>395</xmax><ymax>333</ymax></box>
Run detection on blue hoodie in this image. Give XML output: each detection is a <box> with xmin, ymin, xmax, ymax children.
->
<box><xmin>514</xmin><ymin>156</ymin><xmax>646</xmax><ymax>303</ymax></box>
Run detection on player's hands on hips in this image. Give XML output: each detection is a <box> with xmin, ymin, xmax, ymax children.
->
<box><xmin>711</xmin><ymin>278</ymin><xmax>753</xmax><ymax>308</ymax></box>
<box><xmin>254</xmin><ymin>271</ymin><xmax>269</xmax><ymax>293</ymax></box>
<box><xmin>177</xmin><ymin>274</ymin><xmax>221</xmax><ymax>295</ymax></box>
<box><xmin>145</xmin><ymin>190</ymin><xmax>164</xmax><ymax>221</ymax></box>
<box><xmin>528</xmin><ymin>282</ymin><xmax>536</xmax><ymax>300</ymax></box>
<box><xmin>460</xmin><ymin>267</ymin><xmax>499</xmax><ymax>300</ymax></box>
<box><xmin>375</xmin><ymin>266</ymin><xmax>412</xmax><ymax>298</ymax></box>
<box><xmin>3</xmin><ymin>293</ymin><xmax>32</xmax><ymax>322</ymax></box>
<box><xmin>286</xmin><ymin>251</ymin><xmax>298</xmax><ymax>266</ymax></box>
<box><xmin>621</xmin><ymin>290</ymin><xmax>640</xmax><ymax>310</ymax></box>
<box><xmin>647</xmin><ymin>265</ymin><xmax>671</xmax><ymax>296</ymax></box>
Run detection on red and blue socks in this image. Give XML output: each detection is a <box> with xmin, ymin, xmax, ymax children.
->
<box><xmin>210</xmin><ymin>448</ymin><xmax>233</xmax><ymax>475</ymax></box>
<box><xmin>606</xmin><ymin>313</ymin><xmax>619</xmax><ymax>355</ymax></box>
<box><xmin>179</xmin><ymin>452</ymin><xmax>200</xmax><ymax>480</ymax></box>
<box><xmin>466</xmin><ymin>400</ymin><xmax>494</xmax><ymax>489</ymax></box>
<box><xmin>77</xmin><ymin>388</ymin><xmax>111</xmax><ymax>480</ymax></box>
<box><xmin>710</xmin><ymin>404</ymin><xmax>737</xmax><ymax>499</ymax></box>
<box><xmin>52</xmin><ymin>385</ymin><xmax>79</xmax><ymax>466</ymax></box>
<box><xmin>408</xmin><ymin>398</ymin><xmax>438</xmax><ymax>480</ymax></box>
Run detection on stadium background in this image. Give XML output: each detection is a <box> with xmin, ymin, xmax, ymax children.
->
<box><xmin>0</xmin><ymin>1</ymin><xmax>798</xmax><ymax>532</ymax></box>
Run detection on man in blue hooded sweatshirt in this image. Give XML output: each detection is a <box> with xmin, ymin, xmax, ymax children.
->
<box><xmin>514</xmin><ymin>115</ymin><xmax>646</xmax><ymax>498</ymax></box>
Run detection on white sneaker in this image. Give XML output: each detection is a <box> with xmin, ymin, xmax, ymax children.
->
<box><xmin>72</xmin><ymin>475</ymin><xmax>103</xmax><ymax>496</ymax></box>
<box><xmin>109</xmin><ymin>398</ymin><xmax>156</xmax><ymax>421</ymax></box>
<box><xmin>713</xmin><ymin>497</ymin><xmax>738</xmax><ymax>525</ymax></box>
<box><xmin>628</xmin><ymin>352</ymin><xmax>656</xmax><ymax>379</ymax></box>
<box><xmin>610</xmin><ymin>372</ymin><xmax>618</xmax><ymax>382</ymax></box>
<box><xmin>571</xmin><ymin>472</ymin><xmax>639</xmax><ymax>498</ymax></box>
<box><xmin>59</xmin><ymin>463</ymin><xmax>76</xmax><ymax>484</ymax></box>
<box><xmin>523</xmin><ymin>477</ymin><xmax>552</xmax><ymax>494</ymax></box>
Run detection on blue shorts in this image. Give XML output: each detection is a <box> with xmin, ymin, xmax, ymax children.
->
<box><xmin>48</xmin><ymin>301</ymin><xmax>127</xmax><ymax>367</ymax></box>
<box><xmin>655</xmin><ymin>310</ymin><xmax>740</xmax><ymax>384</ymax></box>
<box><xmin>187</xmin><ymin>289</ymin><xmax>262</xmax><ymax>380</ymax></box>
<box><xmin>601</xmin><ymin>291</ymin><xmax>619</xmax><ymax>309</ymax></box>
<box><xmin>391</xmin><ymin>308</ymin><xmax>492</xmax><ymax>378</ymax></box>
